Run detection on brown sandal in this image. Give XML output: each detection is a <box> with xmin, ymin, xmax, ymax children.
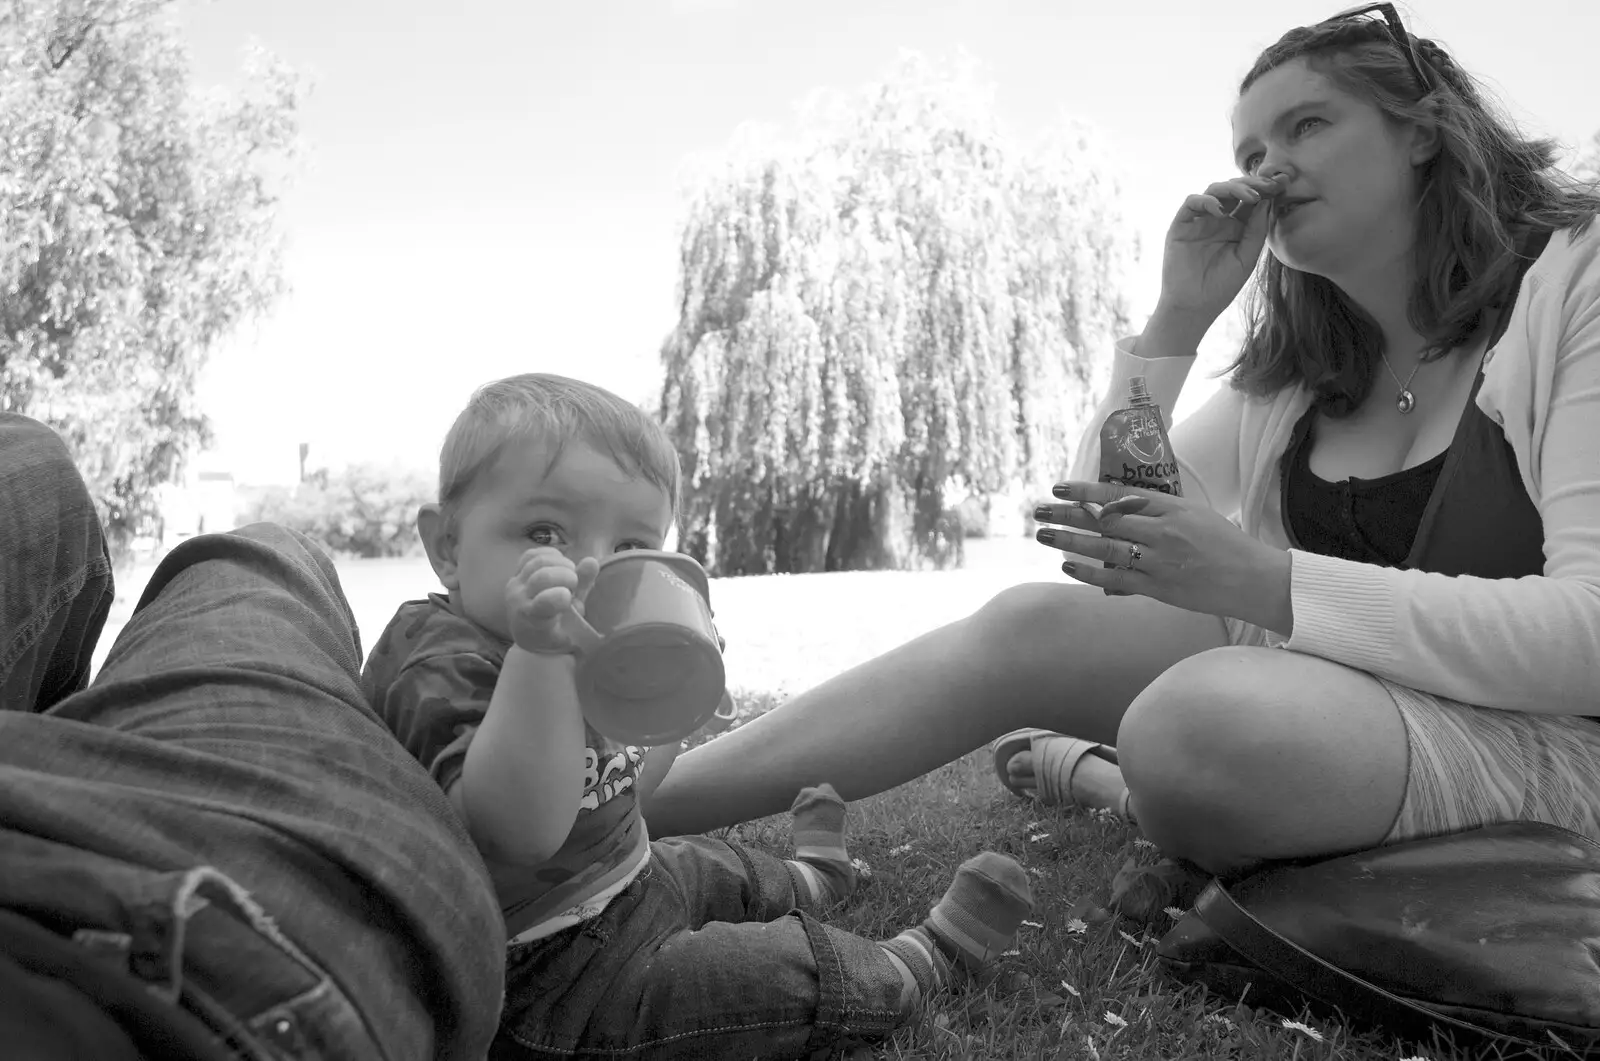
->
<box><xmin>990</xmin><ymin>728</ymin><xmax>1134</xmax><ymax>820</ymax></box>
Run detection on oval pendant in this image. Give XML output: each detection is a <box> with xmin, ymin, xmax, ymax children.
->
<box><xmin>1396</xmin><ymin>389</ymin><xmax>1416</xmax><ymax>414</ymax></box>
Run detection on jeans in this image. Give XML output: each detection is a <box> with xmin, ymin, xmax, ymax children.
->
<box><xmin>0</xmin><ymin>413</ymin><xmax>506</xmax><ymax>1060</ymax></box>
<box><xmin>493</xmin><ymin>835</ymin><xmax>906</xmax><ymax>1060</ymax></box>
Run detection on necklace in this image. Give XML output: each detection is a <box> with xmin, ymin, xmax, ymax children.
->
<box><xmin>1379</xmin><ymin>352</ymin><xmax>1424</xmax><ymax>414</ymax></box>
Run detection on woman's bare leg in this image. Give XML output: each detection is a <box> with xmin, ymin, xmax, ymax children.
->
<box><xmin>646</xmin><ymin>582</ymin><xmax>1228</xmax><ymax>837</ymax></box>
<box><xmin>1119</xmin><ymin>646</ymin><xmax>1409</xmax><ymax>876</ymax></box>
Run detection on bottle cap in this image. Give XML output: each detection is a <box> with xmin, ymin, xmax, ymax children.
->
<box><xmin>1128</xmin><ymin>375</ymin><xmax>1152</xmax><ymax>406</ymax></box>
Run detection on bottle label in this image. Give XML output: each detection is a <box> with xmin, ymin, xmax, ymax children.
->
<box><xmin>1099</xmin><ymin>407</ymin><xmax>1183</xmax><ymax>495</ymax></box>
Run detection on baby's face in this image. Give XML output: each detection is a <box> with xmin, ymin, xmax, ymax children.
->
<box><xmin>446</xmin><ymin>438</ymin><xmax>673</xmax><ymax>641</ymax></box>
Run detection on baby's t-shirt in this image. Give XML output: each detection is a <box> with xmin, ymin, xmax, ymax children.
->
<box><xmin>362</xmin><ymin>594</ymin><xmax>649</xmax><ymax>943</ymax></box>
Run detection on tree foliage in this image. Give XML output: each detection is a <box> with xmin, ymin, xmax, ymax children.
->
<box><xmin>659</xmin><ymin>52</ymin><xmax>1135</xmax><ymax>576</ymax></box>
<box><xmin>0</xmin><ymin>0</ymin><xmax>304</xmax><ymax>552</ymax></box>
<box><xmin>237</xmin><ymin>463</ymin><xmax>433</xmax><ymax>561</ymax></box>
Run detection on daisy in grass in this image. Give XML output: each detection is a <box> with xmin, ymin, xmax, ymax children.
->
<box><xmin>1280</xmin><ymin>1019</ymin><xmax>1325</xmax><ymax>1042</ymax></box>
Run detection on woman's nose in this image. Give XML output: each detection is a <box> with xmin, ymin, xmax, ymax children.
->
<box><xmin>1257</xmin><ymin>160</ymin><xmax>1296</xmax><ymax>184</ymax></box>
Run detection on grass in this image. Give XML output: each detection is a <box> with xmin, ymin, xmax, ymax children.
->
<box><xmin>101</xmin><ymin>538</ymin><xmax>1583</xmax><ymax>1060</ymax></box>
<box><xmin>703</xmin><ymin>689</ymin><xmax>1582</xmax><ymax>1061</ymax></box>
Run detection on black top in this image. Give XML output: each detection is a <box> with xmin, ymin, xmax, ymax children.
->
<box><xmin>1278</xmin><ymin>229</ymin><xmax>1572</xmax><ymax>712</ymax></box>
<box><xmin>1283</xmin><ymin>427</ymin><xmax>1447</xmax><ymax>568</ymax></box>
<box><xmin>1281</xmin><ymin>367</ymin><xmax>1545</xmax><ymax>579</ymax></box>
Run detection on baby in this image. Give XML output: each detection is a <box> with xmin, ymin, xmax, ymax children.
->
<box><xmin>362</xmin><ymin>372</ymin><xmax>1033</xmax><ymax>1058</ymax></box>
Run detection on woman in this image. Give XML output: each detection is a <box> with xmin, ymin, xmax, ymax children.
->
<box><xmin>646</xmin><ymin>4</ymin><xmax>1600</xmax><ymax>879</ymax></box>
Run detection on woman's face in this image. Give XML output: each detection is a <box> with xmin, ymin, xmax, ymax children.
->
<box><xmin>1232</xmin><ymin>57</ymin><xmax>1435</xmax><ymax>282</ymax></box>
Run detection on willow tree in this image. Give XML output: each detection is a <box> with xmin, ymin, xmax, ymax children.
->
<box><xmin>0</xmin><ymin>0</ymin><xmax>303</xmax><ymax>551</ymax></box>
<box><xmin>659</xmin><ymin>52</ymin><xmax>1135</xmax><ymax>576</ymax></box>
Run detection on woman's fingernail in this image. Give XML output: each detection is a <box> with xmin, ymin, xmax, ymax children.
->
<box><xmin>1061</xmin><ymin>561</ymin><xmax>1077</xmax><ymax>576</ymax></box>
<box><xmin>1035</xmin><ymin>528</ymin><xmax>1055</xmax><ymax>545</ymax></box>
<box><xmin>1033</xmin><ymin>504</ymin><xmax>1054</xmax><ymax>522</ymax></box>
<box><xmin>1052</xmin><ymin>484</ymin><xmax>1074</xmax><ymax>500</ymax></box>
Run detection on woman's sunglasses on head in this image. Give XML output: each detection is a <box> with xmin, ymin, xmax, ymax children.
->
<box><xmin>1319</xmin><ymin>2</ymin><xmax>1435</xmax><ymax>94</ymax></box>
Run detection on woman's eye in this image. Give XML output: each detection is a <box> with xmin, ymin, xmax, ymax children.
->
<box><xmin>615</xmin><ymin>541</ymin><xmax>649</xmax><ymax>553</ymax></box>
<box><xmin>1242</xmin><ymin>117</ymin><xmax>1321</xmax><ymax>174</ymax></box>
<box><xmin>528</xmin><ymin>525</ymin><xmax>564</xmax><ymax>546</ymax></box>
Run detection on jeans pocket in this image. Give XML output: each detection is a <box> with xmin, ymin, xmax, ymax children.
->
<box><xmin>85</xmin><ymin>865</ymin><xmax>378</xmax><ymax>1061</ymax></box>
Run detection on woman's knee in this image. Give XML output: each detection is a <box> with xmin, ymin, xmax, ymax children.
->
<box><xmin>1117</xmin><ymin>646</ymin><xmax>1409</xmax><ymax>870</ymax></box>
<box><xmin>1113</xmin><ymin>648</ymin><xmax>1290</xmax><ymax>870</ymax></box>
<box><xmin>1117</xmin><ymin>647</ymin><xmax>1274</xmax><ymax>794</ymax></box>
<box><xmin>968</xmin><ymin>584</ymin><xmax>1228</xmax><ymax>740</ymax></box>
<box><xmin>969</xmin><ymin>581</ymin><xmax>1160</xmax><ymax>665</ymax></box>
<box><xmin>966</xmin><ymin>582</ymin><xmax>1137</xmax><ymax>699</ymax></box>
<box><xmin>972</xmin><ymin>581</ymin><xmax>1065</xmax><ymax>636</ymax></box>
<box><xmin>966</xmin><ymin>582</ymin><xmax>1070</xmax><ymax>667</ymax></box>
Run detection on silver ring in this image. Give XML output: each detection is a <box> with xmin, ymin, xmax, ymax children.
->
<box><xmin>1126</xmin><ymin>543</ymin><xmax>1144</xmax><ymax>569</ymax></box>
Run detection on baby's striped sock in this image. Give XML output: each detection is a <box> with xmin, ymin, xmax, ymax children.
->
<box><xmin>786</xmin><ymin>783</ymin><xmax>856</xmax><ymax>907</ymax></box>
<box><xmin>879</xmin><ymin>852</ymin><xmax>1033</xmax><ymax>1011</ymax></box>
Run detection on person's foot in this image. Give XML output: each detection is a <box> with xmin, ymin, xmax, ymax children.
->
<box><xmin>787</xmin><ymin>783</ymin><xmax>857</xmax><ymax>906</ymax></box>
<box><xmin>995</xmin><ymin>731</ymin><xmax>1134</xmax><ymax>819</ymax></box>
<box><xmin>879</xmin><ymin>852</ymin><xmax>1034</xmax><ymax>1012</ymax></box>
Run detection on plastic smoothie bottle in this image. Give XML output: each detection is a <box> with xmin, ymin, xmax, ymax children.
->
<box><xmin>1098</xmin><ymin>375</ymin><xmax>1183</xmax><ymax>496</ymax></box>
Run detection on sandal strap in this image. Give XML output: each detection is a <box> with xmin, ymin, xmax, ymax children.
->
<box><xmin>993</xmin><ymin>730</ymin><xmax>1131</xmax><ymax>818</ymax></box>
<box><xmin>990</xmin><ymin>728</ymin><xmax>1054</xmax><ymax>799</ymax></box>
<box><xmin>1033</xmin><ymin>735</ymin><xmax>1105</xmax><ymax>808</ymax></box>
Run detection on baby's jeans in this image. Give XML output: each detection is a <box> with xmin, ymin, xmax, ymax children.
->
<box><xmin>493</xmin><ymin>834</ymin><xmax>908</xmax><ymax>1060</ymax></box>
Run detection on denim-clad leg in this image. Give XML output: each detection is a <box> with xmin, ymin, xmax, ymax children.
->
<box><xmin>0</xmin><ymin>415</ymin><xmax>506</xmax><ymax>1061</ymax></box>
<box><xmin>647</xmin><ymin>834</ymin><xmax>812</xmax><ymax>926</ymax></box>
<box><xmin>496</xmin><ymin>837</ymin><xmax>905</xmax><ymax>1060</ymax></box>
<box><xmin>0</xmin><ymin>413</ymin><xmax>114</xmax><ymax>712</ymax></box>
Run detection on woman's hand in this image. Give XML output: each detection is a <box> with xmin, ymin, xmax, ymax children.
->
<box><xmin>1033</xmin><ymin>481</ymin><xmax>1295</xmax><ymax>636</ymax></box>
<box><xmin>1153</xmin><ymin>173</ymin><xmax>1288</xmax><ymax>336</ymax></box>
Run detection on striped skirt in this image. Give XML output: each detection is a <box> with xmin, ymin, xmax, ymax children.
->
<box><xmin>1226</xmin><ymin>617</ymin><xmax>1600</xmax><ymax>844</ymax></box>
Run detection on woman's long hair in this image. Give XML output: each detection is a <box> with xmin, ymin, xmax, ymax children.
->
<box><xmin>1226</xmin><ymin>19</ymin><xmax>1600</xmax><ymax>416</ymax></box>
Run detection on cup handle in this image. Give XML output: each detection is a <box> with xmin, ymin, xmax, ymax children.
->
<box><xmin>701</xmin><ymin>690</ymin><xmax>738</xmax><ymax>735</ymax></box>
<box><xmin>563</xmin><ymin>610</ymin><xmax>604</xmax><ymax>656</ymax></box>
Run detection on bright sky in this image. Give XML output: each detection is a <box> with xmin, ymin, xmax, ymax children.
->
<box><xmin>177</xmin><ymin>0</ymin><xmax>1599</xmax><ymax>484</ymax></box>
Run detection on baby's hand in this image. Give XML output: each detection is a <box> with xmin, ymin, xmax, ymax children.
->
<box><xmin>505</xmin><ymin>548</ymin><xmax>602</xmax><ymax>656</ymax></box>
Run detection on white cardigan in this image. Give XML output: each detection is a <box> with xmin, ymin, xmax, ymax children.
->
<box><xmin>1068</xmin><ymin>225</ymin><xmax>1600</xmax><ymax>716</ymax></box>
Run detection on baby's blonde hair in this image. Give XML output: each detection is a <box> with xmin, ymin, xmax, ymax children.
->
<box><xmin>438</xmin><ymin>373</ymin><xmax>680</xmax><ymax>523</ymax></box>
